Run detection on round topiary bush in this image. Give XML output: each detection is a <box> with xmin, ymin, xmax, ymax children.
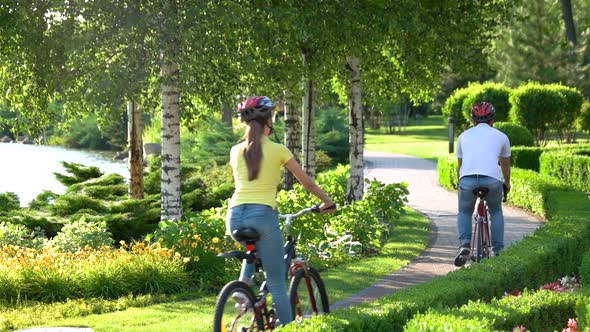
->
<box><xmin>494</xmin><ymin>122</ymin><xmax>535</xmax><ymax>147</ymax></box>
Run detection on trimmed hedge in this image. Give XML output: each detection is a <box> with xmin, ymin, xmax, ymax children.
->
<box><xmin>280</xmin><ymin>159</ymin><xmax>590</xmax><ymax>331</ymax></box>
<box><xmin>462</xmin><ymin>82</ymin><xmax>512</xmax><ymax>124</ymax></box>
<box><xmin>540</xmin><ymin>150</ymin><xmax>590</xmax><ymax>193</ymax></box>
<box><xmin>509</xmin><ymin>82</ymin><xmax>584</xmax><ymax>143</ymax></box>
<box><xmin>441</xmin><ymin>87</ymin><xmax>472</xmax><ymax>134</ymax></box>
<box><xmin>404</xmin><ymin>290</ymin><xmax>581</xmax><ymax>331</ymax></box>
<box><xmin>494</xmin><ymin>122</ymin><xmax>534</xmax><ymax>147</ymax></box>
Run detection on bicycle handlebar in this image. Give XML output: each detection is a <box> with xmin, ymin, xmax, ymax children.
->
<box><xmin>279</xmin><ymin>204</ymin><xmax>336</xmax><ymax>235</ymax></box>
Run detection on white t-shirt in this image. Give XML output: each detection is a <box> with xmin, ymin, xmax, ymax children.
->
<box><xmin>456</xmin><ymin>123</ymin><xmax>511</xmax><ymax>181</ymax></box>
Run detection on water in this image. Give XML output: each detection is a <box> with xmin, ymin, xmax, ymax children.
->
<box><xmin>0</xmin><ymin>143</ymin><xmax>128</xmax><ymax>206</ymax></box>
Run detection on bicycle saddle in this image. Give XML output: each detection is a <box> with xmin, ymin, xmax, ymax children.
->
<box><xmin>233</xmin><ymin>228</ymin><xmax>260</xmax><ymax>242</ymax></box>
<box><xmin>472</xmin><ymin>187</ymin><xmax>489</xmax><ymax>197</ymax></box>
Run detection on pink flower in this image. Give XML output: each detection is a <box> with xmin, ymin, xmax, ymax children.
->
<box><xmin>513</xmin><ymin>325</ymin><xmax>526</xmax><ymax>332</ymax></box>
<box><xmin>562</xmin><ymin>318</ymin><xmax>577</xmax><ymax>332</ymax></box>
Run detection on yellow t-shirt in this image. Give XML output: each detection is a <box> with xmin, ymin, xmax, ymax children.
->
<box><xmin>228</xmin><ymin>136</ymin><xmax>294</xmax><ymax>209</ymax></box>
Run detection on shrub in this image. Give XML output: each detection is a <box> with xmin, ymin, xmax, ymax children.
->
<box><xmin>0</xmin><ymin>192</ymin><xmax>19</xmax><ymax>213</ymax></box>
<box><xmin>509</xmin><ymin>82</ymin><xmax>584</xmax><ymax>144</ymax></box>
<box><xmin>511</xmin><ymin>146</ymin><xmax>544</xmax><ymax>171</ymax></box>
<box><xmin>0</xmin><ymin>222</ymin><xmax>45</xmax><ymax>249</ymax></box>
<box><xmin>580</xmin><ymin>251</ymin><xmax>590</xmax><ymax>288</ymax></box>
<box><xmin>0</xmin><ymin>242</ymin><xmax>189</xmax><ymax>303</ymax></box>
<box><xmin>494</xmin><ymin>122</ymin><xmax>534</xmax><ymax>147</ymax></box>
<box><xmin>145</xmin><ymin>207</ymin><xmax>230</xmax><ymax>290</ymax></box>
<box><xmin>315</xmin><ymin>107</ymin><xmax>349</xmax><ymax>166</ymax></box>
<box><xmin>53</xmin><ymin>161</ymin><xmax>103</xmax><ymax>186</ymax></box>
<box><xmin>577</xmin><ymin>100</ymin><xmax>590</xmax><ymax>134</ymax></box>
<box><xmin>66</xmin><ymin>173</ymin><xmax>127</xmax><ymax>199</ymax></box>
<box><xmin>49</xmin><ymin>194</ymin><xmax>108</xmax><ymax>216</ymax></box>
<box><xmin>462</xmin><ymin>82</ymin><xmax>512</xmax><ymax>123</ymax></box>
<box><xmin>49</xmin><ymin>218</ymin><xmax>114</xmax><ymax>252</ymax></box>
<box><xmin>442</xmin><ymin>87</ymin><xmax>471</xmax><ymax>133</ymax></box>
<box><xmin>539</xmin><ymin>150</ymin><xmax>590</xmax><ymax>193</ymax></box>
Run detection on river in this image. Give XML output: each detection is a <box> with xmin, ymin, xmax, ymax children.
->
<box><xmin>0</xmin><ymin>143</ymin><xmax>128</xmax><ymax>206</ymax></box>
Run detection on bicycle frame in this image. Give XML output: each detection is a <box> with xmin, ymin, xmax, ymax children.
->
<box><xmin>216</xmin><ymin>205</ymin><xmax>322</xmax><ymax>331</ymax></box>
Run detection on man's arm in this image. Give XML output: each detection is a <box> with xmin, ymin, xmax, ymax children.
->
<box><xmin>457</xmin><ymin>158</ymin><xmax>462</xmax><ymax>185</ymax></box>
<box><xmin>499</xmin><ymin>156</ymin><xmax>511</xmax><ymax>192</ymax></box>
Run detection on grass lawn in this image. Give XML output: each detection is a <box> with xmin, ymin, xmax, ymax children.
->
<box><xmin>23</xmin><ymin>208</ymin><xmax>429</xmax><ymax>332</ymax></box>
<box><xmin>365</xmin><ymin>115</ymin><xmax>453</xmax><ymax>160</ymax></box>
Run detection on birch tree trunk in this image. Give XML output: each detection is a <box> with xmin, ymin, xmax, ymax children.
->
<box><xmin>283</xmin><ymin>89</ymin><xmax>300</xmax><ymax>190</ymax></box>
<box><xmin>345</xmin><ymin>56</ymin><xmax>364</xmax><ymax>203</ymax></box>
<box><xmin>301</xmin><ymin>49</ymin><xmax>316</xmax><ymax>179</ymax></box>
<box><xmin>127</xmin><ymin>100</ymin><xmax>144</xmax><ymax>198</ymax></box>
<box><xmin>159</xmin><ymin>41</ymin><xmax>182</xmax><ymax>221</ymax></box>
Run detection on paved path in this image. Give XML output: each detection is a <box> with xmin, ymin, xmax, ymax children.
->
<box><xmin>332</xmin><ymin>151</ymin><xmax>544</xmax><ymax>309</ymax></box>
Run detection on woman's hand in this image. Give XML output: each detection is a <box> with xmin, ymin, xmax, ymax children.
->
<box><xmin>319</xmin><ymin>201</ymin><xmax>337</xmax><ymax>213</ymax></box>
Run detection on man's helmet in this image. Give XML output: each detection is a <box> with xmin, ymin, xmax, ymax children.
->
<box><xmin>236</xmin><ymin>96</ymin><xmax>274</xmax><ymax>122</ymax></box>
<box><xmin>470</xmin><ymin>102</ymin><xmax>495</xmax><ymax>123</ymax></box>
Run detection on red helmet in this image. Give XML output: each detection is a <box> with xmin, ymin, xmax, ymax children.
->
<box><xmin>470</xmin><ymin>102</ymin><xmax>495</xmax><ymax>123</ymax></box>
<box><xmin>236</xmin><ymin>96</ymin><xmax>274</xmax><ymax>122</ymax></box>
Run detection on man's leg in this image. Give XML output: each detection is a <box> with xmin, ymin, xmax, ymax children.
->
<box><xmin>484</xmin><ymin>179</ymin><xmax>504</xmax><ymax>255</ymax></box>
<box><xmin>455</xmin><ymin>177</ymin><xmax>477</xmax><ymax>266</ymax></box>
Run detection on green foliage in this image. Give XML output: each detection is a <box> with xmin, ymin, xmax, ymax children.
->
<box><xmin>493</xmin><ymin>122</ymin><xmax>534</xmax><ymax>147</ymax></box>
<box><xmin>66</xmin><ymin>174</ymin><xmax>127</xmax><ymax>200</ymax></box>
<box><xmin>284</xmin><ymin>182</ymin><xmax>590</xmax><ymax>330</ymax></box>
<box><xmin>315</xmin><ymin>108</ymin><xmax>349</xmax><ymax>165</ymax></box>
<box><xmin>49</xmin><ymin>218</ymin><xmax>114</xmax><ymax>252</ymax></box>
<box><xmin>437</xmin><ymin>154</ymin><xmax>458</xmax><ymax>190</ymax></box>
<box><xmin>0</xmin><ymin>242</ymin><xmax>190</xmax><ymax>304</ymax></box>
<box><xmin>488</xmin><ymin>0</ymin><xmax>590</xmax><ymax>94</ymax></box>
<box><xmin>511</xmin><ymin>146</ymin><xmax>545</xmax><ymax>171</ymax></box>
<box><xmin>404</xmin><ymin>290</ymin><xmax>579</xmax><ymax>332</ymax></box>
<box><xmin>580</xmin><ymin>250</ymin><xmax>590</xmax><ymax>288</ymax></box>
<box><xmin>509</xmin><ymin>82</ymin><xmax>584</xmax><ymax>143</ymax></box>
<box><xmin>28</xmin><ymin>190</ymin><xmax>60</xmax><ymax>210</ymax></box>
<box><xmin>578</xmin><ymin>101</ymin><xmax>590</xmax><ymax>134</ymax></box>
<box><xmin>462</xmin><ymin>82</ymin><xmax>512</xmax><ymax>123</ymax></box>
<box><xmin>441</xmin><ymin>87</ymin><xmax>471</xmax><ymax>133</ymax></box>
<box><xmin>186</xmin><ymin>119</ymin><xmax>240</xmax><ymax>166</ymax></box>
<box><xmin>540</xmin><ymin>150</ymin><xmax>590</xmax><ymax>193</ymax></box>
<box><xmin>145</xmin><ymin>207</ymin><xmax>231</xmax><ymax>291</ymax></box>
<box><xmin>49</xmin><ymin>195</ymin><xmax>109</xmax><ymax>216</ymax></box>
<box><xmin>0</xmin><ymin>192</ymin><xmax>19</xmax><ymax>213</ymax></box>
<box><xmin>48</xmin><ymin>115</ymin><xmax>120</xmax><ymax>150</ymax></box>
<box><xmin>53</xmin><ymin>161</ymin><xmax>103</xmax><ymax>187</ymax></box>
<box><xmin>0</xmin><ymin>222</ymin><xmax>45</xmax><ymax>249</ymax></box>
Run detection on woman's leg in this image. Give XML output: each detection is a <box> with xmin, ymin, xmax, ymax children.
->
<box><xmin>232</xmin><ymin>204</ymin><xmax>293</xmax><ymax>325</ymax></box>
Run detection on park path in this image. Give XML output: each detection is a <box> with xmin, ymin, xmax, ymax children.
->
<box><xmin>332</xmin><ymin>151</ymin><xmax>544</xmax><ymax>309</ymax></box>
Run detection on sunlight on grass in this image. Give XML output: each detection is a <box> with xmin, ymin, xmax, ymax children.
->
<box><xmin>37</xmin><ymin>208</ymin><xmax>429</xmax><ymax>332</ymax></box>
<box><xmin>365</xmin><ymin>115</ymin><xmax>454</xmax><ymax>160</ymax></box>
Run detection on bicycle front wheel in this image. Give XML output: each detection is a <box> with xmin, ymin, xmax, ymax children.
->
<box><xmin>213</xmin><ymin>280</ymin><xmax>264</xmax><ymax>332</ymax></box>
<box><xmin>288</xmin><ymin>267</ymin><xmax>330</xmax><ymax>320</ymax></box>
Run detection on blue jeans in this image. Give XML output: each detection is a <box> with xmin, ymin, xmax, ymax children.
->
<box><xmin>457</xmin><ymin>175</ymin><xmax>505</xmax><ymax>253</ymax></box>
<box><xmin>226</xmin><ymin>204</ymin><xmax>293</xmax><ymax>325</ymax></box>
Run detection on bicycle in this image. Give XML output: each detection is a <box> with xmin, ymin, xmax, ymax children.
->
<box><xmin>213</xmin><ymin>205</ymin><xmax>331</xmax><ymax>332</ymax></box>
<box><xmin>468</xmin><ymin>185</ymin><xmax>508</xmax><ymax>263</ymax></box>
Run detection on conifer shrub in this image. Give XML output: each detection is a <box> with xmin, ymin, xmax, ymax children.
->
<box><xmin>0</xmin><ymin>192</ymin><xmax>19</xmax><ymax>213</ymax></box>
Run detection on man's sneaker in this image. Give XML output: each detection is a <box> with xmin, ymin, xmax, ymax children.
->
<box><xmin>454</xmin><ymin>243</ymin><xmax>470</xmax><ymax>267</ymax></box>
<box><xmin>232</xmin><ymin>292</ymin><xmax>251</xmax><ymax>309</ymax></box>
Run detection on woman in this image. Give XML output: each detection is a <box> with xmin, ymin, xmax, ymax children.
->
<box><xmin>226</xmin><ymin>96</ymin><xmax>336</xmax><ymax>326</ymax></box>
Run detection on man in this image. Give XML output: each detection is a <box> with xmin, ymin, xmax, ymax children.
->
<box><xmin>454</xmin><ymin>101</ymin><xmax>511</xmax><ymax>267</ymax></box>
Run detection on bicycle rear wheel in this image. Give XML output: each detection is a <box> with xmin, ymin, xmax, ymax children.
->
<box><xmin>213</xmin><ymin>280</ymin><xmax>264</xmax><ymax>332</ymax></box>
<box><xmin>288</xmin><ymin>267</ymin><xmax>329</xmax><ymax>320</ymax></box>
